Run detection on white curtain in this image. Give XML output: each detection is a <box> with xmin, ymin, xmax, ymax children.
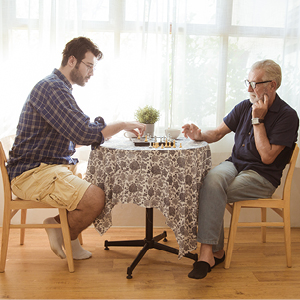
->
<box><xmin>0</xmin><ymin>0</ymin><xmax>172</xmax><ymax>138</ymax></box>
<box><xmin>1</xmin><ymin>0</ymin><xmax>300</xmax><ymax>158</ymax></box>
<box><xmin>171</xmin><ymin>0</ymin><xmax>300</xmax><ymax>157</ymax></box>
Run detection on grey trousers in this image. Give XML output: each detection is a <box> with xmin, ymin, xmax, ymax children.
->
<box><xmin>197</xmin><ymin>161</ymin><xmax>276</xmax><ymax>252</ymax></box>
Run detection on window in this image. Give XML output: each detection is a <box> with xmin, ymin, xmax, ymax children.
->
<box><xmin>1</xmin><ymin>0</ymin><xmax>299</xmax><ymax>152</ymax></box>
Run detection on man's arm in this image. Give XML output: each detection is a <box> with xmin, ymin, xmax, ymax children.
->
<box><xmin>182</xmin><ymin>121</ymin><xmax>231</xmax><ymax>143</ymax></box>
<box><xmin>252</xmin><ymin>123</ymin><xmax>285</xmax><ymax>164</ymax></box>
<box><xmin>252</xmin><ymin>94</ymin><xmax>285</xmax><ymax>164</ymax></box>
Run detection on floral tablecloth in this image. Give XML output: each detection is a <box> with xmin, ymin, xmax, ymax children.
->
<box><xmin>85</xmin><ymin>137</ymin><xmax>211</xmax><ymax>258</ymax></box>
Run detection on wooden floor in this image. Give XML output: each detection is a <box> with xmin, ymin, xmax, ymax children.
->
<box><xmin>1</xmin><ymin>226</ymin><xmax>300</xmax><ymax>299</ymax></box>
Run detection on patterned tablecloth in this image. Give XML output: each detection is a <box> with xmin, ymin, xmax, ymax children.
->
<box><xmin>85</xmin><ymin>137</ymin><xmax>211</xmax><ymax>258</ymax></box>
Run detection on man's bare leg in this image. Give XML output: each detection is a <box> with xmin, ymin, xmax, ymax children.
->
<box><xmin>67</xmin><ymin>184</ymin><xmax>105</xmax><ymax>239</ymax></box>
<box><xmin>45</xmin><ymin>184</ymin><xmax>105</xmax><ymax>260</ymax></box>
<box><xmin>67</xmin><ymin>184</ymin><xmax>105</xmax><ymax>259</ymax></box>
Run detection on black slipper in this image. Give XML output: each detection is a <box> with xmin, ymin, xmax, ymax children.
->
<box><xmin>188</xmin><ymin>261</ymin><xmax>211</xmax><ymax>279</ymax></box>
<box><xmin>212</xmin><ymin>253</ymin><xmax>225</xmax><ymax>268</ymax></box>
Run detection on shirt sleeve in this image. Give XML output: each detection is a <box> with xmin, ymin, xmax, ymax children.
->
<box><xmin>30</xmin><ymin>80</ymin><xmax>106</xmax><ymax>146</ymax></box>
<box><xmin>223</xmin><ymin>100</ymin><xmax>251</xmax><ymax>132</ymax></box>
<box><xmin>267</xmin><ymin>108</ymin><xmax>299</xmax><ymax>148</ymax></box>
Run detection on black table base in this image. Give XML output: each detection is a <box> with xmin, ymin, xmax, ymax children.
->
<box><xmin>104</xmin><ymin>207</ymin><xmax>198</xmax><ymax>279</ymax></box>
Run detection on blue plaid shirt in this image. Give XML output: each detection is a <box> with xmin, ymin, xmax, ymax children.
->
<box><xmin>7</xmin><ymin>68</ymin><xmax>106</xmax><ymax>181</ymax></box>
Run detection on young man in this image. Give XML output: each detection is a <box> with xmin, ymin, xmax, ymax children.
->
<box><xmin>7</xmin><ymin>37</ymin><xmax>145</xmax><ymax>260</ymax></box>
<box><xmin>182</xmin><ymin>59</ymin><xmax>299</xmax><ymax>279</ymax></box>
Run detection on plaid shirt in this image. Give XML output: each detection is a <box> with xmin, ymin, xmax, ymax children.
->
<box><xmin>7</xmin><ymin>68</ymin><xmax>106</xmax><ymax>181</ymax></box>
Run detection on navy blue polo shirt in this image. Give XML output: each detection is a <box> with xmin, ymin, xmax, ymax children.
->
<box><xmin>223</xmin><ymin>94</ymin><xmax>299</xmax><ymax>188</ymax></box>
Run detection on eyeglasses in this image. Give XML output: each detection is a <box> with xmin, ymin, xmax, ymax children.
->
<box><xmin>81</xmin><ymin>60</ymin><xmax>96</xmax><ymax>73</ymax></box>
<box><xmin>244</xmin><ymin>80</ymin><xmax>272</xmax><ymax>89</ymax></box>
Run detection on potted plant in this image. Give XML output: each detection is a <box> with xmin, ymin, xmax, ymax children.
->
<box><xmin>134</xmin><ymin>105</ymin><xmax>160</xmax><ymax>136</ymax></box>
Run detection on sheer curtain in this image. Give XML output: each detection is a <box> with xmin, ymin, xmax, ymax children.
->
<box><xmin>1</xmin><ymin>0</ymin><xmax>300</xmax><ymax>157</ymax></box>
<box><xmin>0</xmin><ymin>0</ymin><xmax>171</xmax><ymax>138</ymax></box>
<box><xmin>171</xmin><ymin>0</ymin><xmax>300</xmax><ymax>160</ymax></box>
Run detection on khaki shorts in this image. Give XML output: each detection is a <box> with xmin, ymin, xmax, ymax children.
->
<box><xmin>11</xmin><ymin>163</ymin><xmax>91</xmax><ymax>211</ymax></box>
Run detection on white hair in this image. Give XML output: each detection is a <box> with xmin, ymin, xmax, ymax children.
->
<box><xmin>251</xmin><ymin>59</ymin><xmax>282</xmax><ymax>90</ymax></box>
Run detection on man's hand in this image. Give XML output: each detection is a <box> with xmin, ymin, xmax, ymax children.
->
<box><xmin>182</xmin><ymin>123</ymin><xmax>202</xmax><ymax>140</ymax></box>
<box><xmin>182</xmin><ymin>121</ymin><xmax>230</xmax><ymax>143</ymax></box>
<box><xmin>123</xmin><ymin>121</ymin><xmax>146</xmax><ymax>136</ymax></box>
<box><xmin>101</xmin><ymin>121</ymin><xmax>146</xmax><ymax>139</ymax></box>
<box><xmin>252</xmin><ymin>94</ymin><xmax>269</xmax><ymax>119</ymax></box>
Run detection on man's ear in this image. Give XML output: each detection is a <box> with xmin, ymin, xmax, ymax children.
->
<box><xmin>271</xmin><ymin>80</ymin><xmax>277</xmax><ymax>91</ymax></box>
<box><xmin>68</xmin><ymin>55</ymin><xmax>77</xmax><ymax>68</ymax></box>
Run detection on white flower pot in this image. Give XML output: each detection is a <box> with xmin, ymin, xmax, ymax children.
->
<box><xmin>144</xmin><ymin>123</ymin><xmax>155</xmax><ymax>137</ymax></box>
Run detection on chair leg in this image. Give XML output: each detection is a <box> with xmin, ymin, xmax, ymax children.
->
<box><xmin>0</xmin><ymin>208</ymin><xmax>11</xmax><ymax>273</ymax></box>
<box><xmin>261</xmin><ymin>208</ymin><xmax>267</xmax><ymax>243</ymax></box>
<box><xmin>20</xmin><ymin>209</ymin><xmax>27</xmax><ymax>245</ymax></box>
<box><xmin>225</xmin><ymin>203</ymin><xmax>241</xmax><ymax>269</ymax></box>
<box><xmin>59</xmin><ymin>208</ymin><xmax>74</xmax><ymax>272</ymax></box>
<box><xmin>78</xmin><ymin>232</ymin><xmax>83</xmax><ymax>245</ymax></box>
<box><xmin>283</xmin><ymin>208</ymin><xmax>292</xmax><ymax>267</ymax></box>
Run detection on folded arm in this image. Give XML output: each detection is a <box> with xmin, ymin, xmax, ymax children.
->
<box><xmin>252</xmin><ymin>124</ymin><xmax>285</xmax><ymax>164</ymax></box>
<box><xmin>252</xmin><ymin>95</ymin><xmax>285</xmax><ymax>164</ymax></box>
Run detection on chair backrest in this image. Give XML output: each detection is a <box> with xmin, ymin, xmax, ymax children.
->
<box><xmin>282</xmin><ymin>144</ymin><xmax>299</xmax><ymax>200</ymax></box>
<box><xmin>0</xmin><ymin>134</ymin><xmax>15</xmax><ymax>159</ymax></box>
<box><xmin>0</xmin><ymin>141</ymin><xmax>12</xmax><ymax>203</ymax></box>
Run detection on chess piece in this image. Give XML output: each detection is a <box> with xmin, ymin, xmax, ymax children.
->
<box><xmin>179</xmin><ymin>143</ymin><xmax>182</xmax><ymax>148</ymax></box>
<box><xmin>145</xmin><ymin>135</ymin><xmax>148</xmax><ymax>142</ymax></box>
<box><xmin>173</xmin><ymin>141</ymin><xmax>176</xmax><ymax>148</ymax></box>
<box><xmin>161</xmin><ymin>144</ymin><xmax>164</xmax><ymax>149</ymax></box>
<box><xmin>138</xmin><ymin>134</ymin><xmax>140</xmax><ymax>139</ymax></box>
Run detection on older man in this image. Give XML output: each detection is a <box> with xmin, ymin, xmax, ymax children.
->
<box><xmin>182</xmin><ymin>59</ymin><xmax>299</xmax><ymax>279</ymax></box>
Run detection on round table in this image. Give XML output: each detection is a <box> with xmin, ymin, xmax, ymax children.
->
<box><xmin>85</xmin><ymin>137</ymin><xmax>211</xmax><ymax>260</ymax></box>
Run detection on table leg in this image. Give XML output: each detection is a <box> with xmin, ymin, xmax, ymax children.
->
<box><xmin>104</xmin><ymin>208</ymin><xmax>198</xmax><ymax>279</ymax></box>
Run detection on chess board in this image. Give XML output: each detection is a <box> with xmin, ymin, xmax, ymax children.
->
<box><xmin>131</xmin><ymin>137</ymin><xmax>175</xmax><ymax>147</ymax></box>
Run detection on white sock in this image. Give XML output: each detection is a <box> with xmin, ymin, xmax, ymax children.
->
<box><xmin>43</xmin><ymin>217</ymin><xmax>66</xmax><ymax>259</ymax></box>
<box><xmin>70</xmin><ymin>238</ymin><xmax>92</xmax><ymax>260</ymax></box>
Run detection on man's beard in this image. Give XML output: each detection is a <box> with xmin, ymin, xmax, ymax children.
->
<box><xmin>249</xmin><ymin>96</ymin><xmax>258</xmax><ymax>104</ymax></box>
<box><xmin>249</xmin><ymin>89</ymin><xmax>268</xmax><ymax>104</ymax></box>
<box><xmin>70</xmin><ymin>66</ymin><xmax>88</xmax><ymax>86</ymax></box>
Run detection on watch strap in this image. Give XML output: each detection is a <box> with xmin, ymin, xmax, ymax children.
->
<box><xmin>251</xmin><ymin>118</ymin><xmax>264</xmax><ymax>125</ymax></box>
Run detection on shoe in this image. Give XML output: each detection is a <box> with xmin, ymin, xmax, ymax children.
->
<box><xmin>212</xmin><ymin>252</ymin><xmax>225</xmax><ymax>268</ymax></box>
<box><xmin>188</xmin><ymin>261</ymin><xmax>211</xmax><ymax>279</ymax></box>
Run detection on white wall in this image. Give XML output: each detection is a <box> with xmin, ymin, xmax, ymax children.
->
<box><xmin>1</xmin><ymin>147</ymin><xmax>299</xmax><ymax>228</ymax></box>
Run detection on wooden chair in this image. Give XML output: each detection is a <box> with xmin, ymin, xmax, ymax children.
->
<box><xmin>225</xmin><ymin>144</ymin><xmax>299</xmax><ymax>269</ymax></box>
<box><xmin>0</xmin><ymin>141</ymin><xmax>74</xmax><ymax>272</ymax></box>
<box><xmin>1</xmin><ymin>135</ymin><xmax>83</xmax><ymax>246</ymax></box>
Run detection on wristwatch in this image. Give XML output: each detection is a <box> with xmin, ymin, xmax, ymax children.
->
<box><xmin>251</xmin><ymin>118</ymin><xmax>264</xmax><ymax>125</ymax></box>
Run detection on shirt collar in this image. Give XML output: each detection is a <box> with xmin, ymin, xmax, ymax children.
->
<box><xmin>53</xmin><ymin>68</ymin><xmax>73</xmax><ymax>91</ymax></box>
<box><xmin>268</xmin><ymin>93</ymin><xmax>281</xmax><ymax>113</ymax></box>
